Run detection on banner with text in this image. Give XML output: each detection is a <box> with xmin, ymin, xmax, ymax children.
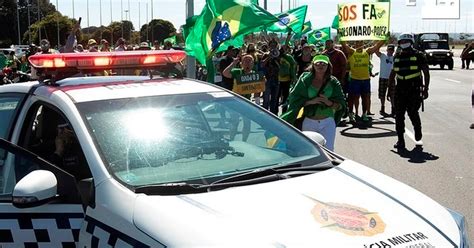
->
<box><xmin>337</xmin><ymin>2</ymin><xmax>390</xmax><ymax>41</ymax></box>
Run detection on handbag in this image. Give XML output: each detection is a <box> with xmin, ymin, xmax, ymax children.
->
<box><xmin>293</xmin><ymin>79</ymin><xmax>328</xmax><ymax>131</ymax></box>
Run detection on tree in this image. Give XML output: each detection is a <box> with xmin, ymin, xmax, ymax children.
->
<box><xmin>0</xmin><ymin>0</ymin><xmax>56</xmax><ymax>46</ymax></box>
<box><xmin>26</xmin><ymin>12</ymin><xmax>75</xmax><ymax>47</ymax></box>
<box><xmin>140</xmin><ymin>19</ymin><xmax>176</xmax><ymax>44</ymax></box>
<box><xmin>108</xmin><ymin>21</ymin><xmax>134</xmax><ymax>43</ymax></box>
<box><xmin>459</xmin><ymin>33</ymin><xmax>472</xmax><ymax>41</ymax></box>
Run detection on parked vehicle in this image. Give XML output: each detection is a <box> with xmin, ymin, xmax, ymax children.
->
<box><xmin>414</xmin><ymin>33</ymin><xmax>454</xmax><ymax>70</ymax></box>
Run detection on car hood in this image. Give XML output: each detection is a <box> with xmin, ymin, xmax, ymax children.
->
<box><xmin>132</xmin><ymin>160</ymin><xmax>460</xmax><ymax>247</ymax></box>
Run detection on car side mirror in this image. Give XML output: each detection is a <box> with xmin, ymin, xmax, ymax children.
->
<box><xmin>302</xmin><ymin>131</ymin><xmax>326</xmax><ymax>147</ymax></box>
<box><xmin>12</xmin><ymin>170</ymin><xmax>57</xmax><ymax>208</ymax></box>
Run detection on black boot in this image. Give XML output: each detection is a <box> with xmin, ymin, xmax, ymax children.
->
<box><xmin>414</xmin><ymin>127</ymin><xmax>422</xmax><ymax>141</ymax></box>
<box><xmin>394</xmin><ymin>138</ymin><xmax>405</xmax><ymax>149</ymax></box>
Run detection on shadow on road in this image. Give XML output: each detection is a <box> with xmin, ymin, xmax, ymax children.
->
<box><xmin>390</xmin><ymin>145</ymin><xmax>439</xmax><ymax>164</ymax></box>
<box><xmin>339</xmin><ymin>125</ymin><xmax>397</xmax><ymax>138</ymax></box>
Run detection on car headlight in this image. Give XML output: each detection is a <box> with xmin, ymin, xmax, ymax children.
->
<box><xmin>446</xmin><ymin>208</ymin><xmax>470</xmax><ymax>248</ymax></box>
<box><xmin>447</xmin><ymin>53</ymin><xmax>451</xmax><ymax>56</ymax></box>
<box><xmin>429</xmin><ymin>53</ymin><xmax>433</xmax><ymax>56</ymax></box>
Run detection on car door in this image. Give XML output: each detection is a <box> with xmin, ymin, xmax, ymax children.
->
<box><xmin>0</xmin><ymin>100</ymin><xmax>89</xmax><ymax>247</ymax></box>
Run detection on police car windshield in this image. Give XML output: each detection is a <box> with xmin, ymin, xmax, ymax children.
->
<box><xmin>77</xmin><ymin>92</ymin><xmax>326</xmax><ymax>187</ymax></box>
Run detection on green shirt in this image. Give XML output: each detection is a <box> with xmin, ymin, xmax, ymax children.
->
<box><xmin>280</xmin><ymin>72</ymin><xmax>346</xmax><ymax>125</ymax></box>
<box><xmin>278</xmin><ymin>54</ymin><xmax>296</xmax><ymax>82</ymax></box>
<box><xmin>0</xmin><ymin>54</ymin><xmax>7</xmax><ymax>69</ymax></box>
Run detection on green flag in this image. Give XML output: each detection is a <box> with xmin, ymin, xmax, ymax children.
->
<box><xmin>182</xmin><ymin>15</ymin><xmax>199</xmax><ymax>40</ymax></box>
<box><xmin>331</xmin><ymin>15</ymin><xmax>339</xmax><ymax>29</ymax></box>
<box><xmin>164</xmin><ymin>36</ymin><xmax>177</xmax><ymax>45</ymax></box>
<box><xmin>185</xmin><ymin>0</ymin><xmax>279</xmax><ymax>65</ymax></box>
<box><xmin>294</xmin><ymin>21</ymin><xmax>312</xmax><ymax>39</ymax></box>
<box><xmin>308</xmin><ymin>27</ymin><xmax>331</xmax><ymax>45</ymax></box>
<box><xmin>267</xmin><ymin>5</ymin><xmax>308</xmax><ymax>33</ymax></box>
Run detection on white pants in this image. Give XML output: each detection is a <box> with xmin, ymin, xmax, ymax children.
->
<box><xmin>302</xmin><ymin>117</ymin><xmax>336</xmax><ymax>151</ymax></box>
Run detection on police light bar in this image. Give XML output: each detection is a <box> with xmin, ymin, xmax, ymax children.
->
<box><xmin>28</xmin><ymin>50</ymin><xmax>186</xmax><ymax>70</ymax></box>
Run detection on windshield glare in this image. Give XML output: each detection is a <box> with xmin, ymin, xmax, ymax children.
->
<box><xmin>78</xmin><ymin>93</ymin><xmax>326</xmax><ymax>187</ymax></box>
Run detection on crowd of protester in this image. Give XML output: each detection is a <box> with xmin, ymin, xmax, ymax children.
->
<box><xmin>2</xmin><ymin>23</ymin><xmax>448</xmax><ymax>148</ymax></box>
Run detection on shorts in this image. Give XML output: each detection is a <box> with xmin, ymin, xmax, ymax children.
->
<box><xmin>348</xmin><ymin>79</ymin><xmax>370</xmax><ymax>95</ymax></box>
<box><xmin>378</xmin><ymin>78</ymin><xmax>389</xmax><ymax>99</ymax></box>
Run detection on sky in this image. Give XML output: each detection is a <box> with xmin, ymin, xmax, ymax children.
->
<box><xmin>50</xmin><ymin>0</ymin><xmax>473</xmax><ymax>33</ymax></box>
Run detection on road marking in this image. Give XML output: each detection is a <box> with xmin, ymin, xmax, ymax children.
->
<box><xmin>405</xmin><ymin>128</ymin><xmax>423</xmax><ymax>145</ymax></box>
<box><xmin>381</xmin><ymin>118</ymin><xmax>423</xmax><ymax>145</ymax></box>
<box><xmin>444</xmin><ymin>78</ymin><xmax>461</xmax><ymax>83</ymax></box>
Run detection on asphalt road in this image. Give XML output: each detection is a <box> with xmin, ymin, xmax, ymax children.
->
<box><xmin>333</xmin><ymin>49</ymin><xmax>473</xmax><ymax>243</ymax></box>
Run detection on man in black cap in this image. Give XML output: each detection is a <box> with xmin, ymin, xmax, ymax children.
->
<box><xmin>219</xmin><ymin>46</ymin><xmax>238</xmax><ymax>91</ymax></box>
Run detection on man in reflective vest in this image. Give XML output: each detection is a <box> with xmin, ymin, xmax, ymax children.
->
<box><xmin>389</xmin><ymin>33</ymin><xmax>430</xmax><ymax>150</ymax></box>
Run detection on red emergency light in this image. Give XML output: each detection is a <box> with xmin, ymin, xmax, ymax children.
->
<box><xmin>28</xmin><ymin>50</ymin><xmax>186</xmax><ymax>70</ymax></box>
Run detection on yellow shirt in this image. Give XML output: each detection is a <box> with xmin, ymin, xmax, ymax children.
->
<box><xmin>348</xmin><ymin>50</ymin><xmax>370</xmax><ymax>80</ymax></box>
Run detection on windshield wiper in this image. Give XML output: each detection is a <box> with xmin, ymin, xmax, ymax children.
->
<box><xmin>210</xmin><ymin>162</ymin><xmax>332</xmax><ymax>186</ymax></box>
<box><xmin>134</xmin><ymin>174</ymin><xmax>290</xmax><ymax>195</ymax></box>
<box><xmin>135</xmin><ymin>182</ymin><xmax>207</xmax><ymax>195</ymax></box>
<box><xmin>134</xmin><ymin>163</ymin><xmax>333</xmax><ymax>195</ymax></box>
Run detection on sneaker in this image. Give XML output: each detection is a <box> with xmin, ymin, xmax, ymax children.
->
<box><xmin>349</xmin><ymin>112</ymin><xmax>355</xmax><ymax>123</ymax></box>
<box><xmin>367</xmin><ymin>112</ymin><xmax>375</xmax><ymax>116</ymax></box>
<box><xmin>470</xmin><ymin>123</ymin><xmax>474</xmax><ymax>129</ymax></box>
<box><xmin>362</xmin><ymin>114</ymin><xmax>370</xmax><ymax>122</ymax></box>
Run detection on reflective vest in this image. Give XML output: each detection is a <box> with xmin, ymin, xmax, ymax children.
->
<box><xmin>393</xmin><ymin>49</ymin><xmax>423</xmax><ymax>81</ymax></box>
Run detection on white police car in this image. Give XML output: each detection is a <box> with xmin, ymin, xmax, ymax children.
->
<box><xmin>0</xmin><ymin>51</ymin><xmax>469</xmax><ymax>247</ymax></box>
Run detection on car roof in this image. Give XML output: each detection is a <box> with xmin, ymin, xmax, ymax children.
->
<box><xmin>1</xmin><ymin>77</ymin><xmax>226</xmax><ymax>102</ymax></box>
<box><xmin>35</xmin><ymin>76</ymin><xmax>224</xmax><ymax>103</ymax></box>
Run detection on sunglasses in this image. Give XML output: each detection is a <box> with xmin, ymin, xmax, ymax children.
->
<box><xmin>314</xmin><ymin>62</ymin><xmax>328</xmax><ymax>66</ymax></box>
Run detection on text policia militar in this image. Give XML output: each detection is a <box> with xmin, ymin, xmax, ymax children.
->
<box><xmin>338</xmin><ymin>26</ymin><xmax>388</xmax><ymax>37</ymax></box>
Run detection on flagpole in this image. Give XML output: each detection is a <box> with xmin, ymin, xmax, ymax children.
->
<box><xmin>121</xmin><ymin>0</ymin><xmax>124</xmax><ymax>38</ymax></box>
<box><xmin>110</xmin><ymin>0</ymin><xmax>113</xmax><ymax>45</ymax></box>
<box><xmin>87</xmin><ymin>0</ymin><xmax>90</xmax><ymax>30</ymax></box>
<box><xmin>100</xmin><ymin>0</ymin><xmax>103</xmax><ymax>40</ymax></box>
<box><xmin>146</xmin><ymin>2</ymin><xmax>149</xmax><ymax>41</ymax></box>
<box><xmin>151</xmin><ymin>0</ymin><xmax>153</xmax><ymax>19</ymax></box>
<box><xmin>28</xmin><ymin>0</ymin><xmax>32</xmax><ymax>44</ymax></box>
<box><xmin>128</xmin><ymin>0</ymin><xmax>130</xmax><ymax>22</ymax></box>
<box><xmin>56</xmin><ymin>0</ymin><xmax>60</xmax><ymax>47</ymax></box>
<box><xmin>72</xmin><ymin>0</ymin><xmax>75</xmax><ymax>18</ymax></box>
<box><xmin>38</xmin><ymin>0</ymin><xmax>41</xmax><ymax>41</ymax></box>
<box><xmin>186</xmin><ymin>0</ymin><xmax>195</xmax><ymax>79</ymax></box>
<box><xmin>139</xmin><ymin>2</ymin><xmax>141</xmax><ymax>32</ymax></box>
<box><xmin>16</xmin><ymin>0</ymin><xmax>21</xmax><ymax>45</ymax></box>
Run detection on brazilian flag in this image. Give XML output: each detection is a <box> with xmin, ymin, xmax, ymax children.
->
<box><xmin>308</xmin><ymin>27</ymin><xmax>331</xmax><ymax>45</ymax></box>
<box><xmin>185</xmin><ymin>0</ymin><xmax>279</xmax><ymax>65</ymax></box>
<box><xmin>331</xmin><ymin>15</ymin><xmax>339</xmax><ymax>29</ymax></box>
<box><xmin>294</xmin><ymin>21</ymin><xmax>312</xmax><ymax>39</ymax></box>
<box><xmin>267</xmin><ymin>5</ymin><xmax>308</xmax><ymax>34</ymax></box>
